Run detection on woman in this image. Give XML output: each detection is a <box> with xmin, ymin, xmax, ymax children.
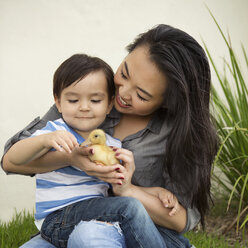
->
<box><xmin>2</xmin><ymin>24</ymin><xmax>218</xmax><ymax>248</ymax></box>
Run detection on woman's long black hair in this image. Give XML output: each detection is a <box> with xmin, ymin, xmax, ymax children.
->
<box><xmin>127</xmin><ymin>24</ymin><xmax>219</xmax><ymax>226</ymax></box>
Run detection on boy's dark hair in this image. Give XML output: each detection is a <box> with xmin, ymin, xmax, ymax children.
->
<box><xmin>53</xmin><ymin>54</ymin><xmax>115</xmax><ymax>101</ymax></box>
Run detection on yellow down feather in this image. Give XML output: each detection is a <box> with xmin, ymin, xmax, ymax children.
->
<box><xmin>83</xmin><ymin>129</ymin><xmax>120</xmax><ymax>166</ymax></box>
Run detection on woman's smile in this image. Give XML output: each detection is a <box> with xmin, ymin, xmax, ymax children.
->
<box><xmin>116</xmin><ymin>94</ymin><xmax>131</xmax><ymax>108</ymax></box>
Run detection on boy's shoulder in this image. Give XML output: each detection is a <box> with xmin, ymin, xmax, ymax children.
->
<box><xmin>32</xmin><ymin>118</ymin><xmax>67</xmax><ymax>136</ymax></box>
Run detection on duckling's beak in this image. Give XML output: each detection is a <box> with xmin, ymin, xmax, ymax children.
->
<box><xmin>80</xmin><ymin>139</ymin><xmax>92</xmax><ymax>147</ymax></box>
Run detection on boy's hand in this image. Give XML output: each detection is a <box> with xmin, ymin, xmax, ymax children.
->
<box><xmin>158</xmin><ymin>189</ymin><xmax>180</xmax><ymax>216</ymax></box>
<box><xmin>67</xmin><ymin>146</ymin><xmax>125</xmax><ymax>185</ymax></box>
<box><xmin>43</xmin><ymin>130</ymin><xmax>79</xmax><ymax>153</ymax></box>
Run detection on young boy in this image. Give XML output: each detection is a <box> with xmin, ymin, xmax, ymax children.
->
<box><xmin>7</xmin><ymin>54</ymin><xmax>124</xmax><ymax>245</ymax></box>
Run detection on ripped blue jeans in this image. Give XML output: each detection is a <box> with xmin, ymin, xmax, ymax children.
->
<box><xmin>22</xmin><ymin>196</ymin><xmax>192</xmax><ymax>248</ymax></box>
<box><xmin>40</xmin><ymin>196</ymin><xmax>166</xmax><ymax>248</ymax></box>
<box><xmin>67</xmin><ymin>220</ymin><xmax>125</xmax><ymax>248</ymax></box>
<box><xmin>20</xmin><ymin>221</ymin><xmax>125</xmax><ymax>248</ymax></box>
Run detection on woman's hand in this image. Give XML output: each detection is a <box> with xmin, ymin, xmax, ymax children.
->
<box><xmin>158</xmin><ymin>188</ymin><xmax>180</xmax><ymax>216</ymax></box>
<box><xmin>111</xmin><ymin>148</ymin><xmax>136</xmax><ymax>196</ymax></box>
<box><xmin>67</xmin><ymin>146</ymin><xmax>125</xmax><ymax>185</ymax></box>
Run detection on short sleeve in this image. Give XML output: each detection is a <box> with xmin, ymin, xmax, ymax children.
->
<box><xmin>180</xmin><ymin>207</ymin><xmax>201</xmax><ymax>234</ymax></box>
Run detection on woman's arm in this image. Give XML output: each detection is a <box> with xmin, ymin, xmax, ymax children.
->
<box><xmin>140</xmin><ymin>186</ymin><xmax>162</xmax><ymax>196</ymax></box>
<box><xmin>120</xmin><ymin>184</ymin><xmax>186</xmax><ymax>232</ymax></box>
<box><xmin>112</xmin><ymin>148</ymin><xmax>187</xmax><ymax>232</ymax></box>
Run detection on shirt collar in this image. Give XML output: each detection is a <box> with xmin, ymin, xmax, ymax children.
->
<box><xmin>146</xmin><ymin>108</ymin><xmax>166</xmax><ymax>134</ymax></box>
<box><xmin>101</xmin><ymin>107</ymin><xmax>166</xmax><ymax>135</ymax></box>
<box><xmin>107</xmin><ymin>107</ymin><xmax>120</xmax><ymax>119</ymax></box>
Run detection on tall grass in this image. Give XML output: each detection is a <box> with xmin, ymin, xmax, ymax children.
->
<box><xmin>0</xmin><ymin>211</ymin><xmax>37</xmax><ymax>248</ymax></box>
<box><xmin>204</xmin><ymin>10</ymin><xmax>248</xmax><ymax>233</ymax></box>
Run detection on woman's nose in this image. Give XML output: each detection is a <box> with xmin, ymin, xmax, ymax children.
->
<box><xmin>119</xmin><ymin>84</ymin><xmax>132</xmax><ymax>101</ymax></box>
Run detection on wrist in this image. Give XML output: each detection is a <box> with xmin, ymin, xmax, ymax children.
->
<box><xmin>120</xmin><ymin>184</ymin><xmax>136</xmax><ymax>197</ymax></box>
<box><xmin>62</xmin><ymin>152</ymin><xmax>73</xmax><ymax>165</ymax></box>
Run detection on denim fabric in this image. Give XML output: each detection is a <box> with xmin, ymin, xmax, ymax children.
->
<box><xmin>68</xmin><ymin>220</ymin><xmax>126</xmax><ymax>248</ymax></box>
<box><xmin>156</xmin><ymin>226</ymin><xmax>192</xmax><ymax>248</ymax></box>
<box><xmin>41</xmin><ymin>196</ymin><xmax>166</xmax><ymax>248</ymax></box>
<box><xmin>19</xmin><ymin>234</ymin><xmax>55</xmax><ymax>248</ymax></box>
<box><xmin>18</xmin><ymin>222</ymin><xmax>126</xmax><ymax>248</ymax></box>
<box><xmin>20</xmin><ymin>225</ymin><xmax>194</xmax><ymax>248</ymax></box>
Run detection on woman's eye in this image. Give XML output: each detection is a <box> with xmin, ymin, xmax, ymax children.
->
<box><xmin>137</xmin><ymin>93</ymin><xmax>148</xmax><ymax>102</ymax></box>
<box><xmin>121</xmin><ymin>71</ymin><xmax>128</xmax><ymax>80</ymax></box>
<box><xmin>68</xmin><ymin>99</ymin><xmax>78</xmax><ymax>103</ymax></box>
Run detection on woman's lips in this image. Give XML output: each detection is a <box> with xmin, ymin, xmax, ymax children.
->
<box><xmin>116</xmin><ymin>95</ymin><xmax>131</xmax><ymax>108</ymax></box>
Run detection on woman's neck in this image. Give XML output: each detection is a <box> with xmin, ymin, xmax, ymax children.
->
<box><xmin>113</xmin><ymin>113</ymin><xmax>152</xmax><ymax>141</ymax></box>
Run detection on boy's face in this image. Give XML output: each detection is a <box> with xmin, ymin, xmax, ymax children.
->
<box><xmin>55</xmin><ymin>71</ymin><xmax>113</xmax><ymax>138</ymax></box>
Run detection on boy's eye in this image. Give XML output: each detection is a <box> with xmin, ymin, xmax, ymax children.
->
<box><xmin>137</xmin><ymin>93</ymin><xmax>148</xmax><ymax>102</ymax></box>
<box><xmin>68</xmin><ymin>99</ymin><xmax>78</xmax><ymax>103</ymax></box>
<box><xmin>91</xmin><ymin>99</ymin><xmax>101</xmax><ymax>103</ymax></box>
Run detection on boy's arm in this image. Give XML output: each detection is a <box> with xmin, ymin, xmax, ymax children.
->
<box><xmin>7</xmin><ymin>135</ymin><xmax>50</xmax><ymax>165</ymax></box>
<box><xmin>1</xmin><ymin>104</ymin><xmax>61</xmax><ymax>173</ymax></box>
<box><xmin>7</xmin><ymin>130</ymin><xmax>79</xmax><ymax>166</ymax></box>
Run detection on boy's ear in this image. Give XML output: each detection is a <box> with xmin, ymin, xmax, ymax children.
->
<box><xmin>107</xmin><ymin>97</ymin><xmax>114</xmax><ymax>114</ymax></box>
<box><xmin>54</xmin><ymin>96</ymin><xmax>62</xmax><ymax>113</ymax></box>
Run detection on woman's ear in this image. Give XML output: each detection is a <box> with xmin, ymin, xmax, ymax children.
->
<box><xmin>54</xmin><ymin>96</ymin><xmax>62</xmax><ymax>113</ymax></box>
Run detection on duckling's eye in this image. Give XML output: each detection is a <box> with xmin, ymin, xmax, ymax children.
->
<box><xmin>94</xmin><ymin>134</ymin><xmax>99</xmax><ymax>138</ymax></box>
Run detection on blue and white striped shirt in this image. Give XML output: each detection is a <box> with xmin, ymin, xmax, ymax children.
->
<box><xmin>32</xmin><ymin>118</ymin><xmax>121</xmax><ymax>223</ymax></box>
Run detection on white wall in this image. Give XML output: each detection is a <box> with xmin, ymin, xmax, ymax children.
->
<box><xmin>0</xmin><ymin>0</ymin><xmax>248</xmax><ymax>222</ymax></box>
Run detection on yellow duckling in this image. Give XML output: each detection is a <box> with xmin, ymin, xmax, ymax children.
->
<box><xmin>82</xmin><ymin>129</ymin><xmax>120</xmax><ymax>166</ymax></box>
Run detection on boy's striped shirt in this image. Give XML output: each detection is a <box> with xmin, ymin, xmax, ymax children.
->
<box><xmin>32</xmin><ymin>118</ymin><xmax>121</xmax><ymax>228</ymax></box>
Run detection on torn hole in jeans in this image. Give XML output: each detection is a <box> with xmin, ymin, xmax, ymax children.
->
<box><xmin>73</xmin><ymin>220</ymin><xmax>124</xmax><ymax>236</ymax></box>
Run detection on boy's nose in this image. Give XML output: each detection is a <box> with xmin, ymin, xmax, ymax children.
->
<box><xmin>79</xmin><ymin>101</ymin><xmax>90</xmax><ymax>111</ymax></box>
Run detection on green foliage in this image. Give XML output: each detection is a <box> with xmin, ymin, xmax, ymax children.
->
<box><xmin>0</xmin><ymin>211</ymin><xmax>38</xmax><ymax>248</ymax></box>
<box><xmin>185</xmin><ymin>231</ymin><xmax>243</xmax><ymax>248</ymax></box>
<box><xmin>204</xmin><ymin>10</ymin><xmax>248</xmax><ymax>234</ymax></box>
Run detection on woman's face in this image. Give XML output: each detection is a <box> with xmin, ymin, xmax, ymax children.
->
<box><xmin>114</xmin><ymin>46</ymin><xmax>167</xmax><ymax>117</ymax></box>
